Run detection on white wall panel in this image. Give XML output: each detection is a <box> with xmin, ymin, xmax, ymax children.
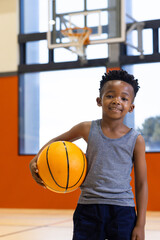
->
<box><xmin>0</xmin><ymin>0</ymin><xmax>18</xmax><ymax>73</ymax></box>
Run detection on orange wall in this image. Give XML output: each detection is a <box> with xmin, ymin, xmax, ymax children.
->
<box><xmin>0</xmin><ymin>75</ymin><xmax>160</xmax><ymax>211</ymax></box>
<box><xmin>0</xmin><ymin>75</ymin><xmax>80</xmax><ymax>209</ymax></box>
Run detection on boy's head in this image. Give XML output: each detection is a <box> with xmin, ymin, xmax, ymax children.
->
<box><xmin>99</xmin><ymin>69</ymin><xmax>140</xmax><ymax>99</ymax></box>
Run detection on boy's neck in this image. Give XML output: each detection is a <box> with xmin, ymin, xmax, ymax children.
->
<box><xmin>101</xmin><ymin>117</ymin><xmax>130</xmax><ymax>139</ymax></box>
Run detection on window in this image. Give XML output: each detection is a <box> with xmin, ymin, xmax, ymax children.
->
<box><xmin>132</xmin><ymin>0</ymin><xmax>160</xmax><ymax>21</ymax></box>
<box><xmin>19</xmin><ymin>0</ymin><xmax>160</xmax><ymax>153</ymax></box>
<box><xmin>124</xmin><ymin>63</ymin><xmax>160</xmax><ymax>152</ymax></box>
<box><xmin>19</xmin><ymin>67</ymin><xmax>105</xmax><ymax>154</ymax></box>
<box><xmin>21</xmin><ymin>0</ymin><xmax>48</xmax><ymax>33</ymax></box>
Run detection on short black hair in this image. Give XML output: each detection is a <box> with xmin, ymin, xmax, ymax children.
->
<box><xmin>99</xmin><ymin>69</ymin><xmax>140</xmax><ymax>97</ymax></box>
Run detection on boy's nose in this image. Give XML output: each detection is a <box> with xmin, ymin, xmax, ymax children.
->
<box><xmin>112</xmin><ymin>98</ymin><xmax>120</xmax><ymax>105</ymax></box>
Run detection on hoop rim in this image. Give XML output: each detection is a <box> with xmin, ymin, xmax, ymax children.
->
<box><xmin>61</xmin><ymin>27</ymin><xmax>92</xmax><ymax>37</ymax></box>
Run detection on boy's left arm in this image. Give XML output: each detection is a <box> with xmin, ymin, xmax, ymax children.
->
<box><xmin>132</xmin><ymin>135</ymin><xmax>148</xmax><ymax>240</ymax></box>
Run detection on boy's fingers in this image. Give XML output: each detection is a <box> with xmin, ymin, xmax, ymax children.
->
<box><xmin>34</xmin><ymin>174</ymin><xmax>45</xmax><ymax>187</ymax></box>
<box><xmin>34</xmin><ymin>171</ymin><xmax>46</xmax><ymax>187</ymax></box>
<box><xmin>29</xmin><ymin>157</ymin><xmax>46</xmax><ymax>188</ymax></box>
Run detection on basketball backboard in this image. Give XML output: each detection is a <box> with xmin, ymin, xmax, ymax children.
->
<box><xmin>47</xmin><ymin>0</ymin><xmax>125</xmax><ymax>57</ymax></box>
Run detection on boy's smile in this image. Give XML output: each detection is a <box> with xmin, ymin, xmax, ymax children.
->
<box><xmin>97</xmin><ymin>80</ymin><xmax>135</xmax><ymax>120</ymax></box>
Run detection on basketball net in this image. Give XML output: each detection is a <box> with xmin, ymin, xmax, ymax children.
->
<box><xmin>61</xmin><ymin>27</ymin><xmax>92</xmax><ymax>58</ymax></box>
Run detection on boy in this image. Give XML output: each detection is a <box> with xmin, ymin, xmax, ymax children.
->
<box><xmin>30</xmin><ymin>69</ymin><xmax>148</xmax><ymax>240</ymax></box>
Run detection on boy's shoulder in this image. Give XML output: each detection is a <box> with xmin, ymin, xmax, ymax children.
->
<box><xmin>78</xmin><ymin>121</ymin><xmax>92</xmax><ymax>142</ymax></box>
<box><xmin>77</xmin><ymin>121</ymin><xmax>92</xmax><ymax>130</ymax></box>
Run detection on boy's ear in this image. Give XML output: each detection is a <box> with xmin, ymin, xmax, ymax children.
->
<box><xmin>129</xmin><ymin>104</ymin><xmax>135</xmax><ymax>113</ymax></box>
<box><xmin>96</xmin><ymin>97</ymin><xmax>102</xmax><ymax>107</ymax></box>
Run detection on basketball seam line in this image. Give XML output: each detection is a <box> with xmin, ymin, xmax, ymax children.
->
<box><xmin>62</xmin><ymin>141</ymin><xmax>70</xmax><ymax>191</ymax></box>
<box><xmin>46</xmin><ymin>144</ymin><xmax>67</xmax><ymax>189</ymax></box>
<box><xmin>67</xmin><ymin>149</ymin><xmax>86</xmax><ymax>188</ymax></box>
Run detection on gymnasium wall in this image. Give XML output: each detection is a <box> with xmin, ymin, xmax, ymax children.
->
<box><xmin>0</xmin><ymin>0</ymin><xmax>18</xmax><ymax>73</ymax></box>
<box><xmin>0</xmin><ymin>75</ymin><xmax>81</xmax><ymax>209</ymax></box>
<box><xmin>0</xmin><ymin>0</ymin><xmax>160</xmax><ymax>211</ymax></box>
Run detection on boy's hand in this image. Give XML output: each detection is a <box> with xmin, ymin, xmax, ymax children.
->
<box><xmin>29</xmin><ymin>156</ymin><xmax>46</xmax><ymax>188</ymax></box>
<box><xmin>131</xmin><ymin>225</ymin><xmax>145</xmax><ymax>240</ymax></box>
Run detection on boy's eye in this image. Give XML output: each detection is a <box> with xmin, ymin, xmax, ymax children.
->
<box><xmin>122</xmin><ymin>97</ymin><xmax>128</xmax><ymax>101</ymax></box>
<box><xmin>106</xmin><ymin>95</ymin><xmax>113</xmax><ymax>98</ymax></box>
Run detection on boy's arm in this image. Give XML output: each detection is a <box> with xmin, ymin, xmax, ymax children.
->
<box><xmin>29</xmin><ymin>121</ymin><xmax>91</xmax><ymax>187</ymax></box>
<box><xmin>131</xmin><ymin>135</ymin><xmax>148</xmax><ymax>240</ymax></box>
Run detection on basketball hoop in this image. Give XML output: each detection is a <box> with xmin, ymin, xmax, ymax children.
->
<box><xmin>61</xmin><ymin>27</ymin><xmax>92</xmax><ymax>57</ymax></box>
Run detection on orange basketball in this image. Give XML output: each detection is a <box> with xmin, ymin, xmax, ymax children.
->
<box><xmin>37</xmin><ymin>141</ymin><xmax>87</xmax><ymax>193</ymax></box>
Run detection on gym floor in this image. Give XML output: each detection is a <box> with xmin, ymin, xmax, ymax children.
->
<box><xmin>0</xmin><ymin>209</ymin><xmax>160</xmax><ymax>240</ymax></box>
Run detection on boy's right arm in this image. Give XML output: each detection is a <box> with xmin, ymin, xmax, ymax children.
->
<box><xmin>29</xmin><ymin>121</ymin><xmax>91</xmax><ymax>187</ymax></box>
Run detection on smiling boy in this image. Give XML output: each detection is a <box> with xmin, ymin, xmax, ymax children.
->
<box><xmin>30</xmin><ymin>69</ymin><xmax>148</xmax><ymax>240</ymax></box>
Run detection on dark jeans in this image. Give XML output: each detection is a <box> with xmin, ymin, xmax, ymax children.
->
<box><xmin>72</xmin><ymin>204</ymin><xmax>136</xmax><ymax>240</ymax></box>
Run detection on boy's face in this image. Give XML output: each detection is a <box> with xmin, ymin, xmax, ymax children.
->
<box><xmin>96</xmin><ymin>80</ymin><xmax>135</xmax><ymax>120</ymax></box>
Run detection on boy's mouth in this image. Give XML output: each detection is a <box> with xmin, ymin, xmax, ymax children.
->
<box><xmin>109</xmin><ymin>107</ymin><xmax>122</xmax><ymax>112</ymax></box>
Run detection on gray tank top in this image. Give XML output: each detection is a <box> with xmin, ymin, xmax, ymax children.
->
<box><xmin>78</xmin><ymin>119</ymin><xmax>140</xmax><ymax>207</ymax></box>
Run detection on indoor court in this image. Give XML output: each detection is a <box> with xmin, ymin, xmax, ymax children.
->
<box><xmin>1</xmin><ymin>0</ymin><xmax>160</xmax><ymax>239</ymax></box>
<box><xmin>0</xmin><ymin>209</ymin><xmax>160</xmax><ymax>239</ymax></box>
